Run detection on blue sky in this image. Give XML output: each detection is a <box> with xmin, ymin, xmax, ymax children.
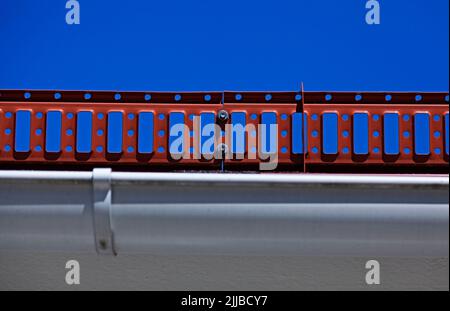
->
<box><xmin>0</xmin><ymin>0</ymin><xmax>448</xmax><ymax>92</ymax></box>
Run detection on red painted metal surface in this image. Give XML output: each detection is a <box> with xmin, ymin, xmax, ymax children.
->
<box><xmin>303</xmin><ymin>92</ymin><xmax>449</xmax><ymax>171</ymax></box>
<box><xmin>0</xmin><ymin>91</ymin><xmax>223</xmax><ymax>169</ymax></box>
<box><xmin>0</xmin><ymin>89</ymin><xmax>448</xmax><ymax>173</ymax></box>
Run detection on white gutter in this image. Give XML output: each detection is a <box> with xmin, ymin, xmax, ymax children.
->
<box><xmin>0</xmin><ymin>169</ymin><xmax>448</xmax><ymax>257</ymax></box>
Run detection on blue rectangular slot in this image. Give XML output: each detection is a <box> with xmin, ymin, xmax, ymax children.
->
<box><xmin>322</xmin><ymin>113</ymin><xmax>338</xmax><ymax>155</ymax></box>
<box><xmin>107</xmin><ymin>112</ymin><xmax>123</xmax><ymax>153</ymax></box>
<box><xmin>414</xmin><ymin>113</ymin><xmax>430</xmax><ymax>156</ymax></box>
<box><xmin>445</xmin><ymin>113</ymin><xmax>449</xmax><ymax>155</ymax></box>
<box><xmin>169</xmin><ymin>112</ymin><xmax>185</xmax><ymax>156</ymax></box>
<box><xmin>261</xmin><ymin>112</ymin><xmax>277</xmax><ymax>154</ymax></box>
<box><xmin>15</xmin><ymin>110</ymin><xmax>31</xmax><ymax>152</ymax></box>
<box><xmin>231</xmin><ymin>112</ymin><xmax>246</xmax><ymax>154</ymax></box>
<box><xmin>200</xmin><ymin>113</ymin><xmax>216</xmax><ymax>155</ymax></box>
<box><xmin>292</xmin><ymin>113</ymin><xmax>307</xmax><ymax>154</ymax></box>
<box><xmin>384</xmin><ymin>113</ymin><xmax>400</xmax><ymax>155</ymax></box>
<box><xmin>353</xmin><ymin>113</ymin><xmax>369</xmax><ymax>155</ymax></box>
<box><xmin>138</xmin><ymin>112</ymin><xmax>154</xmax><ymax>154</ymax></box>
<box><xmin>76</xmin><ymin>111</ymin><xmax>93</xmax><ymax>153</ymax></box>
<box><xmin>45</xmin><ymin>111</ymin><xmax>62</xmax><ymax>153</ymax></box>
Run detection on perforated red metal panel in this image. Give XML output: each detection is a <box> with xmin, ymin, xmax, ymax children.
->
<box><xmin>303</xmin><ymin>92</ymin><xmax>449</xmax><ymax>172</ymax></box>
<box><xmin>0</xmin><ymin>89</ymin><xmax>448</xmax><ymax>173</ymax></box>
<box><xmin>0</xmin><ymin>91</ymin><xmax>223</xmax><ymax>169</ymax></box>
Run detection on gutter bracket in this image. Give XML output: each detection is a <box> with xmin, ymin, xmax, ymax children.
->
<box><xmin>92</xmin><ymin>168</ymin><xmax>116</xmax><ymax>256</ymax></box>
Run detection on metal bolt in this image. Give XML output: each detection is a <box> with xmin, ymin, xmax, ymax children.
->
<box><xmin>217</xmin><ymin>143</ymin><xmax>228</xmax><ymax>154</ymax></box>
<box><xmin>218</xmin><ymin>110</ymin><xmax>229</xmax><ymax>122</ymax></box>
